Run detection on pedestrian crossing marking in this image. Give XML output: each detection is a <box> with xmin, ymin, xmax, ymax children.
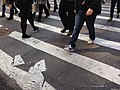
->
<box><xmin>0</xmin><ymin>49</ymin><xmax>39</xmax><ymax>90</ymax></box>
<box><xmin>0</xmin><ymin>12</ymin><xmax>120</xmax><ymax>51</ymax></box>
<box><xmin>9</xmin><ymin>31</ymin><xmax>120</xmax><ymax>85</ymax></box>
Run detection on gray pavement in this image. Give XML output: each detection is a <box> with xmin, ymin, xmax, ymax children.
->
<box><xmin>0</xmin><ymin>1</ymin><xmax>120</xmax><ymax>90</ymax></box>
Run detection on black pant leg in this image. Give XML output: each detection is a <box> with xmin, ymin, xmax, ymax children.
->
<box><xmin>2</xmin><ymin>5</ymin><xmax>6</xmax><ymax>15</ymax></box>
<box><xmin>20</xmin><ymin>14</ymin><xmax>27</xmax><ymax>35</ymax></box>
<box><xmin>59</xmin><ymin>1</ymin><xmax>69</xmax><ymax>29</ymax></box>
<box><xmin>67</xmin><ymin>2</ymin><xmax>75</xmax><ymax>32</ymax></box>
<box><xmin>9</xmin><ymin>4</ymin><xmax>14</xmax><ymax>18</ymax></box>
<box><xmin>110</xmin><ymin>0</ymin><xmax>116</xmax><ymax>18</ymax></box>
<box><xmin>28</xmin><ymin>11</ymin><xmax>36</xmax><ymax>29</ymax></box>
<box><xmin>43</xmin><ymin>4</ymin><xmax>49</xmax><ymax>15</ymax></box>
<box><xmin>38</xmin><ymin>4</ymin><xmax>44</xmax><ymax>20</ymax></box>
<box><xmin>117</xmin><ymin>0</ymin><xmax>120</xmax><ymax>14</ymax></box>
<box><xmin>85</xmin><ymin>14</ymin><xmax>97</xmax><ymax>40</ymax></box>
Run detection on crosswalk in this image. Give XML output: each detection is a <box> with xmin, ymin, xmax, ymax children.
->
<box><xmin>0</xmin><ymin>1</ymin><xmax>120</xmax><ymax>90</ymax></box>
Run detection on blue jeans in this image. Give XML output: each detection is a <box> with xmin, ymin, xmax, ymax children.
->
<box><xmin>70</xmin><ymin>10</ymin><xmax>97</xmax><ymax>49</ymax></box>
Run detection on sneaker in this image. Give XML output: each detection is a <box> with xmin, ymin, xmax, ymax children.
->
<box><xmin>22</xmin><ymin>34</ymin><xmax>31</xmax><ymax>38</ymax></box>
<box><xmin>107</xmin><ymin>18</ymin><xmax>112</xmax><ymax>22</ymax></box>
<box><xmin>33</xmin><ymin>27</ymin><xmax>39</xmax><ymax>32</ymax></box>
<box><xmin>87</xmin><ymin>39</ymin><xmax>94</xmax><ymax>44</ymax></box>
<box><xmin>64</xmin><ymin>45</ymin><xmax>75</xmax><ymax>52</ymax></box>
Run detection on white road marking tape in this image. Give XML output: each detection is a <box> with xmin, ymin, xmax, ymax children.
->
<box><xmin>13</xmin><ymin>55</ymin><xmax>25</xmax><ymax>66</ymax></box>
<box><xmin>0</xmin><ymin>49</ymin><xmax>41</xmax><ymax>90</ymax></box>
<box><xmin>0</xmin><ymin>12</ymin><xmax>120</xmax><ymax>50</ymax></box>
<box><xmin>11</xmin><ymin>14</ymin><xmax>120</xmax><ymax>51</ymax></box>
<box><xmin>9</xmin><ymin>31</ymin><xmax>120</xmax><ymax>85</ymax></box>
<box><xmin>48</xmin><ymin>15</ymin><xmax>120</xmax><ymax>33</ymax></box>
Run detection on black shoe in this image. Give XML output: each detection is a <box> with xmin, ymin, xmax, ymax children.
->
<box><xmin>33</xmin><ymin>27</ymin><xmax>39</xmax><ymax>32</ymax></box>
<box><xmin>101</xmin><ymin>1</ymin><xmax>105</xmax><ymax>4</ymax></box>
<box><xmin>37</xmin><ymin>19</ymin><xmax>41</xmax><ymax>22</ymax></box>
<box><xmin>44</xmin><ymin>13</ymin><xmax>50</xmax><ymax>18</ymax></box>
<box><xmin>0</xmin><ymin>14</ymin><xmax>5</xmax><ymax>18</ymax></box>
<box><xmin>67</xmin><ymin>31</ymin><xmax>73</xmax><ymax>36</ymax></box>
<box><xmin>53</xmin><ymin>5</ymin><xmax>58</xmax><ymax>12</ymax></box>
<box><xmin>7</xmin><ymin>17</ymin><xmax>13</xmax><ymax>20</ymax></box>
<box><xmin>61</xmin><ymin>28</ymin><xmax>67</xmax><ymax>33</ymax></box>
<box><xmin>22</xmin><ymin>34</ymin><xmax>31</xmax><ymax>38</ymax></box>
<box><xmin>116</xmin><ymin>14</ymin><xmax>119</xmax><ymax>18</ymax></box>
<box><xmin>107</xmin><ymin>18</ymin><xmax>112</xmax><ymax>22</ymax></box>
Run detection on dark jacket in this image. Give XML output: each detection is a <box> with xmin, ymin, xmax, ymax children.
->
<box><xmin>76</xmin><ymin>0</ymin><xmax>102</xmax><ymax>15</ymax></box>
<box><xmin>15</xmin><ymin>0</ymin><xmax>33</xmax><ymax>9</ymax></box>
<box><xmin>9</xmin><ymin>0</ymin><xmax>14</xmax><ymax>4</ymax></box>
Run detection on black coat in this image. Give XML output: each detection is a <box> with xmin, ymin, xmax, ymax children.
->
<box><xmin>76</xmin><ymin>0</ymin><xmax>102</xmax><ymax>15</ymax></box>
<box><xmin>15</xmin><ymin>0</ymin><xmax>33</xmax><ymax>9</ymax></box>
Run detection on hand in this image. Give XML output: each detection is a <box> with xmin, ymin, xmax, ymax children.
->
<box><xmin>8</xmin><ymin>4</ymin><xmax>13</xmax><ymax>9</ymax></box>
<box><xmin>86</xmin><ymin>8</ymin><xmax>93</xmax><ymax>16</ymax></box>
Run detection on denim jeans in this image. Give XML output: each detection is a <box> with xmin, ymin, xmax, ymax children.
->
<box><xmin>69</xmin><ymin>10</ymin><xmax>97</xmax><ymax>49</ymax></box>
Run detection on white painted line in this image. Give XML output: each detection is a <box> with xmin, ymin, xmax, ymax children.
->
<box><xmin>97</xmin><ymin>15</ymin><xmax>120</xmax><ymax>22</ymax></box>
<box><xmin>102</xmin><ymin>7</ymin><xmax>117</xmax><ymax>11</ymax></box>
<box><xmin>9</xmin><ymin>31</ymin><xmax>120</xmax><ymax>85</ymax></box>
<box><xmin>0</xmin><ymin>49</ymin><xmax>41</xmax><ymax>90</ymax></box>
<box><xmin>42</xmin><ymin>81</ymin><xmax>56</xmax><ymax>90</ymax></box>
<box><xmin>0</xmin><ymin>25</ymin><xmax>3</xmax><ymax>27</ymax></box>
<box><xmin>28</xmin><ymin>66</ymin><xmax>44</xmax><ymax>89</ymax></box>
<box><xmin>101</xmin><ymin>11</ymin><xmax>117</xmax><ymax>15</ymax></box>
<box><xmin>47</xmin><ymin>15</ymin><xmax>120</xmax><ymax>33</ymax></box>
<box><xmin>11</xmin><ymin>15</ymin><xmax>120</xmax><ymax>51</ymax></box>
<box><xmin>13</xmin><ymin>55</ymin><xmax>25</xmax><ymax>66</ymax></box>
<box><xmin>1</xmin><ymin>12</ymin><xmax>120</xmax><ymax>50</ymax></box>
<box><xmin>34</xmin><ymin>59</ymin><xmax>47</xmax><ymax>72</ymax></box>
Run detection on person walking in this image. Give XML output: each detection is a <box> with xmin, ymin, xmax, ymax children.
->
<box><xmin>7</xmin><ymin>0</ymin><xmax>14</xmax><ymax>20</ymax></box>
<box><xmin>15</xmin><ymin>0</ymin><xmax>39</xmax><ymax>38</ymax></box>
<box><xmin>59</xmin><ymin>0</ymin><xmax>75</xmax><ymax>36</ymax></box>
<box><xmin>64</xmin><ymin>0</ymin><xmax>102</xmax><ymax>52</ymax></box>
<box><xmin>107</xmin><ymin>0</ymin><xmax>120</xmax><ymax>22</ymax></box>
<box><xmin>36</xmin><ymin>0</ymin><xmax>50</xmax><ymax>22</ymax></box>
<box><xmin>0</xmin><ymin>0</ymin><xmax>8</xmax><ymax>17</ymax></box>
<box><xmin>47</xmin><ymin>0</ymin><xmax>58</xmax><ymax>12</ymax></box>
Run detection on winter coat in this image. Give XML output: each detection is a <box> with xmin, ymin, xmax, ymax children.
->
<box><xmin>15</xmin><ymin>0</ymin><xmax>33</xmax><ymax>10</ymax></box>
<box><xmin>76</xmin><ymin>0</ymin><xmax>102</xmax><ymax>15</ymax></box>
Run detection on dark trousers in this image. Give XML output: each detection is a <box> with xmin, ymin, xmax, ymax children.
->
<box><xmin>2</xmin><ymin>4</ymin><xmax>6</xmax><ymax>15</ymax></box>
<box><xmin>47</xmin><ymin>0</ymin><xmax>57</xmax><ymax>9</ymax></box>
<box><xmin>110</xmin><ymin>0</ymin><xmax>120</xmax><ymax>18</ymax></box>
<box><xmin>38</xmin><ymin>4</ymin><xmax>49</xmax><ymax>20</ymax></box>
<box><xmin>20</xmin><ymin>7</ymin><xmax>35</xmax><ymax>35</ymax></box>
<box><xmin>70</xmin><ymin>10</ymin><xmax>97</xmax><ymax>48</ymax></box>
<box><xmin>59</xmin><ymin>1</ymin><xmax>75</xmax><ymax>32</ymax></box>
<box><xmin>9</xmin><ymin>5</ymin><xmax>18</xmax><ymax>18</ymax></box>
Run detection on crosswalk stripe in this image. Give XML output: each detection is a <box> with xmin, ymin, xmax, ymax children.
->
<box><xmin>45</xmin><ymin>14</ymin><xmax>120</xmax><ymax>33</ymax></box>
<box><xmin>1</xmin><ymin>12</ymin><xmax>119</xmax><ymax>51</ymax></box>
<box><xmin>0</xmin><ymin>12</ymin><xmax>120</xmax><ymax>51</ymax></box>
<box><xmin>0</xmin><ymin>49</ymin><xmax>39</xmax><ymax>90</ymax></box>
<box><xmin>102</xmin><ymin>7</ymin><xmax>117</xmax><ymax>11</ymax></box>
<box><xmin>9</xmin><ymin>31</ymin><xmax>120</xmax><ymax>85</ymax></box>
<box><xmin>101</xmin><ymin>11</ymin><xmax>117</xmax><ymax>15</ymax></box>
